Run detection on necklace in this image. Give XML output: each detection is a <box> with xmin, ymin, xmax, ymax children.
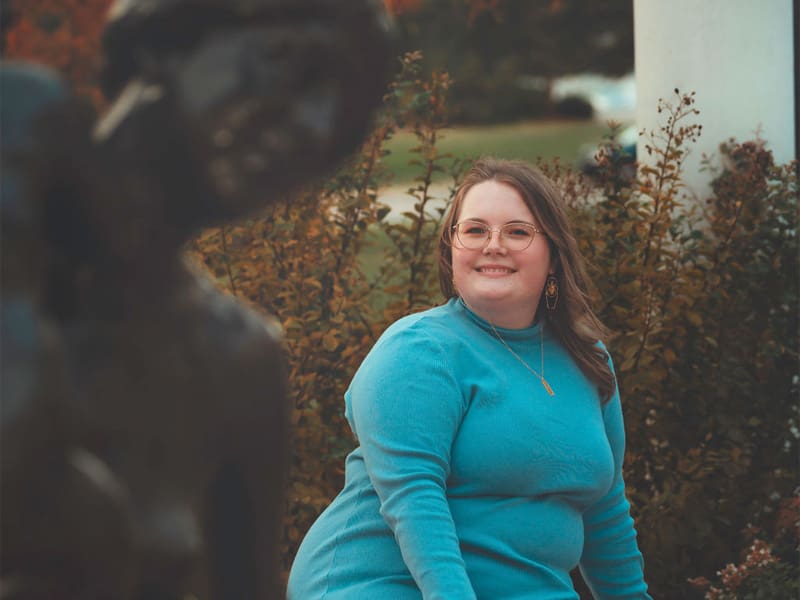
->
<box><xmin>487</xmin><ymin>321</ymin><xmax>555</xmax><ymax>396</ymax></box>
<box><xmin>459</xmin><ymin>298</ymin><xmax>555</xmax><ymax>395</ymax></box>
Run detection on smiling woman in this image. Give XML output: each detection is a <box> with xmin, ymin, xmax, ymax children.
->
<box><xmin>448</xmin><ymin>179</ymin><xmax>553</xmax><ymax>329</ymax></box>
<box><xmin>287</xmin><ymin>157</ymin><xmax>652</xmax><ymax>599</ymax></box>
<box><xmin>437</xmin><ymin>158</ymin><xmax>617</xmax><ymax>401</ymax></box>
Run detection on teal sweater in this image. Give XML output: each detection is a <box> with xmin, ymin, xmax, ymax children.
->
<box><xmin>287</xmin><ymin>298</ymin><xmax>651</xmax><ymax>599</ymax></box>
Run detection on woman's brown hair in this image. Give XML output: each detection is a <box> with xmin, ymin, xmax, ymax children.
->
<box><xmin>437</xmin><ymin>157</ymin><xmax>615</xmax><ymax>403</ymax></box>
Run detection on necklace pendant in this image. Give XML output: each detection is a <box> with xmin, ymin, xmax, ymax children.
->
<box><xmin>541</xmin><ymin>379</ymin><xmax>555</xmax><ymax>396</ymax></box>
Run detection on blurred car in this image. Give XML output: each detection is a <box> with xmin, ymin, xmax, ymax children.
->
<box><xmin>551</xmin><ymin>73</ymin><xmax>636</xmax><ymax>121</ymax></box>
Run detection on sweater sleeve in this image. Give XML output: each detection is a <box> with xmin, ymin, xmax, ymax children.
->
<box><xmin>346</xmin><ymin>323</ymin><xmax>477</xmax><ymax>600</ymax></box>
<box><xmin>579</xmin><ymin>383</ymin><xmax>653</xmax><ymax>600</ymax></box>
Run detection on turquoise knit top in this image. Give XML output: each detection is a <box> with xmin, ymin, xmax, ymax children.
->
<box><xmin>287</xmin><ymin>298</ymin><xmax>651</xmax><ymax>599</ymax></box>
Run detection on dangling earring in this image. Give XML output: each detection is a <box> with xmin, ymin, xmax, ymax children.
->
<box><xmin>545</xmin><ymin>274</ymin><xmax>559</xmax><ymax>310</ymax></box>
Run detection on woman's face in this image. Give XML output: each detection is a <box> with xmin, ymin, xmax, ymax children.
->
<box><xmin>451</xmin><ymin>180</ymin><xmax>553</xmax><ymax>329</ymax></box>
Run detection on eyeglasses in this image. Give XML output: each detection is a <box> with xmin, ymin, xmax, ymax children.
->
<box><xmin>451</xmin><ymin>220</ymin><xmax>543</xmax><ymax>251</ymax></box>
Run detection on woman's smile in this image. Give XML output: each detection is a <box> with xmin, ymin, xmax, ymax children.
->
<box><xmin>475</xmin><ymin>264</ymin><xmax>516</xmax><ymax>275</ymax></box>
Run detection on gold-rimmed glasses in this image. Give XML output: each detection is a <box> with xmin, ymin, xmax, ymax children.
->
<box><xmin>451</xmin><ymin>220</ymin><xmax>543</xmax><ymax>251</ymax></box>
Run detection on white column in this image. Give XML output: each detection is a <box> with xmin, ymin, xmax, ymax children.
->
<box><xmin>634</xmin><ymin>0</ymin><xmax>796</xmax><ymax>198</ymax></box>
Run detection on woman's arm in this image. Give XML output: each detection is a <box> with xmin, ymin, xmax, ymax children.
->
<box><xmin>579</xmin><ymin>385</ymin><xmax>653</xmax><ymax>600</ymax></box>
<box><xmin>346</xmin><ymin>322</ymin><xmax>477</xmax><ymax>600</ymax></box>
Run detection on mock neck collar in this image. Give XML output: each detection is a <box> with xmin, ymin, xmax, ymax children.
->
<box><xmin>453</xmin><ymin>297</ymin><xmax>544</xmax><ymax>341</ymax></box>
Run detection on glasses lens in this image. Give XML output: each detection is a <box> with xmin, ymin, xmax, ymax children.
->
<box><xmin>500</xmin><ymin>223</ymin><xmax>536</xmax><ymax>250</ymax></box>
<box><xmin>454</xmin><ymin>221</ymin><xmax>536</xmax><ymax>250</ymax></box>
<box><xmin>455</xmin><ymin>221</ymin><xmax>490</xmax><ymax>249</ymax></box>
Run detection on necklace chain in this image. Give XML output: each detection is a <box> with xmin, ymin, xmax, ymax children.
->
<box><xmin>487</xmin><ymin>321</ymin><xmax>555</xmax><ymax>396</ymax></box>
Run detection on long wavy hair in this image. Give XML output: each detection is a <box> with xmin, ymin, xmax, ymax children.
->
<box><xmin>437</xmin><ymin>157</ymin><xmax>615</xmax><ymax>403</ymax></box>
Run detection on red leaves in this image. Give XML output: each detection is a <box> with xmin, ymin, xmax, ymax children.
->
<box><xmin>383</xmin><ymin>0</ymin><xmax>424</xmax><ymax>16</ymax></box>
<box><xmin>4</xmin><ymin>0</ymin><xmax>113</xmax><ymax>107</ymax></box>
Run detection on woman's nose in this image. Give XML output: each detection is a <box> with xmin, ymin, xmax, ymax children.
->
<box><xmin>482</xmin><ymin>230</ymin><xmax>507</xmax><ymax>254</ymax></box>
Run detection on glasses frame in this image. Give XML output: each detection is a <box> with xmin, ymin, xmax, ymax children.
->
<box><xmin>450</xmin><ymin>219</ymin><xmax>544</xmax><ymax>252</ymax></box>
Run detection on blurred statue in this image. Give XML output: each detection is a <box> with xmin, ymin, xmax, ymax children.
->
<box><xmin>0</xmin><ymin>1</ymin><xmax>393</xmax><ymax>598</ymax></box>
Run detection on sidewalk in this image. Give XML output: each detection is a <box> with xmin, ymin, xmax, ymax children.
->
<box><xmin>377</xmin><ymin>183</ymin><xmax>451</xmax><ymax>222</ymax></box>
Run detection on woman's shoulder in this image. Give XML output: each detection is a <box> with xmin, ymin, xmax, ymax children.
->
<box><xmin>382</xmin><ymin>301</ymin><xmax>458</xmax><ymax>337</ymax></box>
<box><xmin>347</xmin><ymin>302</ymin><xmax>460</xmax><ymax>392</ymax></box>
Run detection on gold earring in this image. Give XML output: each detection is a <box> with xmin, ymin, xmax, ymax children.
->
<box><xmin>545</xmin><ymin>274</ymin><xmax>559</xmax><ymax>310</ymax></box>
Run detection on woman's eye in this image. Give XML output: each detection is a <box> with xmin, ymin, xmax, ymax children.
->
<box><xmin>505</xmin><ymin>226</ymin><xmax>532</xmax><ymax>238</ymax></box>
<box><xmin>464</xmin><ymin>225</ymin><xmax>488</xmax><ymax>235</ymax></box>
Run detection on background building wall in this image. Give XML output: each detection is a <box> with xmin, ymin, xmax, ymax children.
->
<box><xmin>634</xmin><ymin>0</ymin><xmax>796</xmax><ymax>198</ymax></box>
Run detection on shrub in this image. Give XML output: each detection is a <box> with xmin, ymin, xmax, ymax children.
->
<box><xmin>11</xmin><ymin>0</ymin><xmax>795</xmax><ymax>593</ymax></box>
<box><xmin>560</xmin><ymin>91</ymin><xmax>798</xmax><ymax>598</ymax></box>
<box><xmin>689</xmin><ymin>538</ymin><xmax>799</xmax><ymax>600</ymax></box>
<box><xmin>190</xmin><ymin>51</ymin><xmax>467</xmax><ymax>582</ymax></box>
<box><xmin>553</xmin><ymin>95</ymin><xmax>595</xmax><ymax>120</ymax></box>
<box><xmin>451</xmin><ymin>79</ymin><xmax>549</xmax><ymax>124</ymax></box>
<box><xmin>193</xmin><ymin>74</ymin><xmax>798</xmax><ymax>596</ymax></box>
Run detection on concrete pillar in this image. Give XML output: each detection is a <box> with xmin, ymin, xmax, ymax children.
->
<box><xmin>634</xmin><ymin>0</ymin><xmax>796</xmax><ymax>198</ymax></box>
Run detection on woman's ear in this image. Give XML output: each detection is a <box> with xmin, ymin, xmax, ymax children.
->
<box><xmin>545</xmin><ymin>238</ymin><xmax>559</xmax><ymax>275</ymax></box>
<box><xmin>548</xmin><ymin>253</ymin><xmax>559</xmax><ymax>275</ymax></box>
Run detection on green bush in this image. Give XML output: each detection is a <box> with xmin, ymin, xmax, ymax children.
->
<box><xmin>560</xmin><ymin>92</ymin><xmax>798</xmax><ymax>597</ymax></box>
<box><xmin>553</xmin><ymin>95</ymin><xmax>595</xmax><ymax>120</ymax></box>
<box><xmin>192</xmin><ymin>61</ymin><xmax>798</xmax><ymax>596</ymax></box>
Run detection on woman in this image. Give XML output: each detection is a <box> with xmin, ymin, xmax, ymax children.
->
<box><xmin>287</xmin><ymin>158</ymin><xmax>652</xmax><ymax>599</ymax></box>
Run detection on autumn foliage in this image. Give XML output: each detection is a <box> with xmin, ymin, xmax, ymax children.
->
<box><xmin>4</xmin><ymin>3</ymin><xmax>798</xmax><ymax>598</ymax></box>
<box><xmin>188</xmin><ymin>52</ymin><xmax>469</xmax><ymax>580</ymax></box>
<box><xmin>560</xmin><ymin>99</ymin><xmax>798</xmax><ymax>598</ymax></box>
<box><xmin>193</xmin><ymin>76</ymin><xmax>798</xmax><ymax>596</ymax></box>
<box><xmin>3</xmin><ymin>0</ymin><xmax>113</xmax><ymax>107</ymax></box>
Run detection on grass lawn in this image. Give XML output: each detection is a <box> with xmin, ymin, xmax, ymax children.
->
<box><xmin>382</xmin><ymin>118</ymin><xmax>624</xmax><ymax>184</ymax></box>
<box><xmin>359</xmin><ymin>118</ymin><xmax>629</xmax><ymax>300</ymax></box>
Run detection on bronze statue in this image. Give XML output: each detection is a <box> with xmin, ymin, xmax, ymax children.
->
<box><xmin>0</xmin><ymin>1</ymin><xmax>392</xmax><ymax>598</ymax></box>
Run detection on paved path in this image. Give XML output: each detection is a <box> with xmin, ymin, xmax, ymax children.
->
<box><xmin>377</xmin><ymin>184</ymin><xmax>451</xmax><ymax>222</ymax></box>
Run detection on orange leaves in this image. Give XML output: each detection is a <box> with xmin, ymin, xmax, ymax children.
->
<box><xmin>689</xmin><ymin>538</ymin><xmax>791</xmax><ymax>600</ymax></box>
<box><xmin>186</xmin><ymin>56</ymin><xmax>800</xmax><ymax>595</ymax></box>
<box><xmin>4</xmin><ymin>0</ymin><xmax>113</xmax><ymax>107</ymax></box>
<box><xmin>569</xmin><ymin>90</ymin><xmax>798</xmax><ymax>597</ymax></box>
<box><xmin>187</xmin><ymin>51</ymin><xmax>469</xmax><ymax>577</ymax></box>
<box><xmin>383</xmin><ymin>0</ymin><xmax>424</xmax><ymax>16</ymax></box>
<box><xmin>464</xmin><ymin>0</ymin><xmax>504</xmax><ymax>24</ymax></box>
<box><xmin>192</xmin><ymin>156</ymin><xmax>390</xmax><ymax>579</ymax></box>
